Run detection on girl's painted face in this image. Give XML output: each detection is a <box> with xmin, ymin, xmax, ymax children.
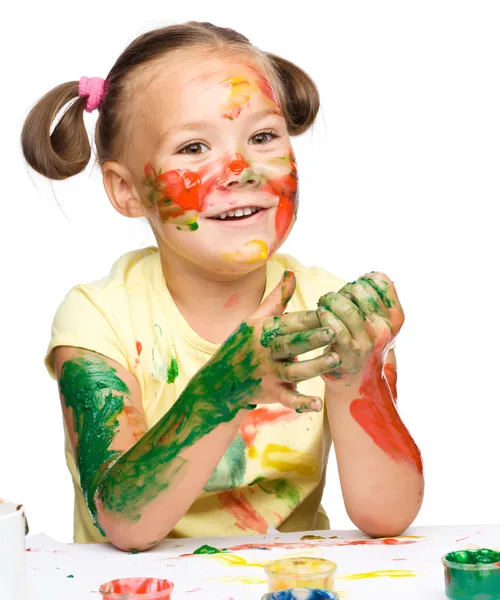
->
<box><xmin>132</xmin><ymin>54</ymin><xmax>298</xmax><ymax>273</ymax></box>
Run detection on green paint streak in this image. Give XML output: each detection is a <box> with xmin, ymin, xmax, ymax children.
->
<box><xmin>66</xmin><ymin>574</ymin><xmax>74</xmax><ymax>579</ymax></box>
<box><xmin>250</xmin><ymin>477</ymin><xmax>302</xmax><ymax>509</ymax></box>
<box><xmin>167</xmin><ymin>358</ymin><xmax>179</xmax><ymax>383</ymax></box>
<box><xmin>193</xmin><ymin>544</ymin><xmax>228</xmax><ymax>555</ymax></box>
<box><xmin>99</xmin><ymin>323</ymin><xmax>261</xmax><ymax>518</ymax></box>
<box><xmin>188</xmin><ymin>222</ymin><xmax>199</xmax><ymax>231</ymax></box>
<box><xmin>59</xmin><ymin>357</ymin><xmax>128</xmax><ymax>531</ymax></box>
<box><xmin>360</xmin><ymin>276</ymin><xmax>393</xmax><ymax>309</ymax></box>
<box><xmin>260</xmin><ymin>316</ymin><xmax>281</xmax><ymax>348</ymax></box>
<box><xmin>204</xmin><ymin>434</ymin><xmax>246</xmax><ymax>492</ymax></box>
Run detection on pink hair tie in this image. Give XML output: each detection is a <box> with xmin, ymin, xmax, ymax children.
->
<box><xmin>78</xmin><ymin>76</ymin><xmax>106</xmax><ymax>112</ymax></box>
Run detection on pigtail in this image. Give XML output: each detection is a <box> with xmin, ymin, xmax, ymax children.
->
<box><xmin>21</xmin><ymin>82</ymin><xmax>92</xmax><ymax>180</ymax></box>
<box><xmin>266</xmin><ymin>53</ymin><xmax>320</xmax><ymax>136</ymax></box>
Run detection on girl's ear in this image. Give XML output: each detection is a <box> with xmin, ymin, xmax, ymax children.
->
<box><xmin>102</xmin><ymin>161</ymin><xmax>147</xmax><ymax>218</ymax></box>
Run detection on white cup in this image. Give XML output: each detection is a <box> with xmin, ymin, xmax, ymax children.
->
<box><xmin>0</xmin><ymin>500</ymin><xmax>27</xmax><ymax>600</ymax></box>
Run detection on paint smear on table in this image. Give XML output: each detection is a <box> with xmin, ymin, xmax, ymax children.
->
<box><xmin>339</xmin><ymin>569</ymin><xmax>417</xmax><ymax>580</ymax></box>
<box><xmin>211</xmin><ymin>575</ymin><xmax>267</xmax><ymax>584</ymax></box>
<box><xmin>211</xmin><ymin>553</ymin><xmax>266</xmax><ymax>568</ymax></box>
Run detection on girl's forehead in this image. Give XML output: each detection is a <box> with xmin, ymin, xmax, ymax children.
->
<box><xmin>146</xmin><ymin>54</ymin><xmax>274</xmax><ymax>98</ymax></box>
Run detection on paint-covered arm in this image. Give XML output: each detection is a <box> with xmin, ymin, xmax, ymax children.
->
<box><xmin>317</xmin><ymin>273</ymin><xmax>424</xmax><ymax>537</ymax></box>
<box><xmin>55</xmin><ymin>273</ymin><xmax>337</xmax><ymax>551</ymax></box>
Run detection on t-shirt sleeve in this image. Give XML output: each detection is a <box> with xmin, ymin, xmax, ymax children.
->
<box><xmin>44</xmin><ymin>285</ymin><xmax>129</xmax><ymax>379</ymax></box>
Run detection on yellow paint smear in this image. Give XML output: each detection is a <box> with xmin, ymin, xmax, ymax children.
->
<box><xmin>261</xmin><ymin>444</ymin><xmax>318</xmax><ymax>477</ymax></box>
<box><xmin>222</xmin><ymin>239</ymin><xmax>269</xmax><ymax>264</ymax></box>
<box><xmin>214</xmin><ymin>575</ymin><xmax>267</xmax><ymax>584</ymax></box>
<box><xmin>211</xmin><ymin>553</ymin><xmax>266</xmax><ymax>569</ymax></box>
<box><xmin>339</xmin><ymin>569</ymin><xmax>417</xmax><ymax>580</ymax></box>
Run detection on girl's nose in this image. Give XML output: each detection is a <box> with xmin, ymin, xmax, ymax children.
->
<box><xmin>219</xmin><ymin>153</ymin><xmax>259</xmax><ymax>189</ymax></box>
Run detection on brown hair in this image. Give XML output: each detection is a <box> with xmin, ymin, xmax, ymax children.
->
<box><xmin>21</xmin><ymin>22</ymin><xmax>320</xmax><ymax>181</ymax></box>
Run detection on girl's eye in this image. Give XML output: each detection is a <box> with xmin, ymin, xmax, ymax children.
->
<box><xmin>250</xmin><ymin>130</ymin><xmax>278</xmax><ymax>145</ymax></box>
<box><xmin>178</xmin><ymin>142</ymin><xmax>208</xmax><ymax>155</ymax></box>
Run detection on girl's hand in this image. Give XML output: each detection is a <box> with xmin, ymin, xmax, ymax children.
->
<box><xmin>193</xmin><ymin>271</ymin><xmax>338</xmax><ymax>414</ymax></box>
<box><xmin>317</xmin><ymin>272</ymin><xmax>405</xmax><ymax>383</ymax></box>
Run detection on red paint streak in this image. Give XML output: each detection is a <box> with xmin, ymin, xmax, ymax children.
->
<box><xmin>247</xmin><ymin>65</ymin><xmax>282</xmax><ymax>108</ymax></box>
<box><xmin>222</xmin><ymin>537</ymin><xmax>419</xmax><ymax>553</ymax></box>
<box><xmin>239</xmin><ymin>406</ymin><xmax>298</xmax><ymax>447</ymax></box>
<box><xmin>218</xmin><ymin>491</ymin><xmax>268</xmax><ymax>535</ymax></box>
<box><xmin>224</xmin><ymin>294</ymin><xmax>241</xmax><ymax>309</ymax></box>
<box><xmin>266</xmin><ymin>156</ymin><xmax>298</xmax><ymax>251</ymax></box>
<box><xmin>393</xmin><ymin>558</ymin><xmax>408</xmax><ymax>561</ymax></box>
<box><xmin>350</xmin><ymin>351</ymin><xmax>423</xmax><ymax>474</ymax></box>
<box><xmin>383</xmin><ymin>362</ymin><xmax>397</xmax><ymax>401</ymax></box>
<box><xmin>228</xmin><ymin>154</ymin><xmax>249</xmax><ymax>174</ymax></box>
<box><xmin>26</xmin><ymin>548</ymin><xmax>40</xmax><ymax>552</ymax></box>
<box><xmin>136</xmin><ymin>341</ymin><xmax>142</xmax><ymax>356</ymax></box>
<box><xmin>455</xmin><ymin>536</ymin><xmax>470</xmax><ymax>542</ymax></box>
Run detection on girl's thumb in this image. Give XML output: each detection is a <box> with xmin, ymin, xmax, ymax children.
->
<box><xmin>254</xmin><ymin>270</ymin><xmax>296</xmax><ymax>319</ymax></box>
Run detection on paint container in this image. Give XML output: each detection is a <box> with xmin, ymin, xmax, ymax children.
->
<box><xmin>99</xmin><ymin>578</ymin><xmax>174</xmax><ymax>599</ymax></box>
<box><xmin>0</xmin><ymin>500</ymin><xmax>27</xmax><ymax>600</ymax></box>
<box><xmin>442</xmin><ymin>549</ymin><xmax>500</xmax><ymax>600</ymax></box>
<box><xmin>264</xmin><ymin>557</ymin><xmax>337</xmax><ymax>592</ymax></box>
<box><xmin>261</xmin><ymin>589</ymin><xmax>339</xmax><ymax>600</ymax></box>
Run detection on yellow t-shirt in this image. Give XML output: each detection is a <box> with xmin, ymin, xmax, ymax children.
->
<box><xmin>45</xmin><ymin>248</ymin><xmax>345</xmax><ymax>543</ymax></box>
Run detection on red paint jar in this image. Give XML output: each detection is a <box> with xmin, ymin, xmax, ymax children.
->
<box><xmin>99</xmin><ymin>578</ymin><xmax>174</xmax><ymax>599</ymax></box>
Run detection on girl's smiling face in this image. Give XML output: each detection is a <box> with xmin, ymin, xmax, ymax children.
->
<box><xmin>124</xmin><ymin>51</ymin><xmax>298</xmax><ymax>274</ymax></box>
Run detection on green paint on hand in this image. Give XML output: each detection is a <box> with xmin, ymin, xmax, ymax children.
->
<box><xmin>260</xmin><ymin>316</ymin><xmax>281</xmax><ymax>348</ymax></box>
<box><xmin>360</xmin><ymin>277</ymin><xmax>393</xmax><ymax>309</ymax></box>
<box><xmin>188</xmin><ymin>222</ymin><xmax>199</xmax><ymax>231</ymax></box>
<box><xmin>59</xmin><ymin>357</ymin><xmax>128</xmax><ymax>532</ymax></box>
<box><xmin>204</xmin><ymin>434</ymin><xmax>247</xmax><ymax>492</ymax></box>
<box><xmin>193</xmin><ymin>544</ymin><xmax>228</xmax><ymax>555</ymax></box>
<box><xmin>167</xmin><ymin>357</ymin><xmax>179</xmax><ymax>384</ymax></box>
<box><xmin>99</xmin><ymin>322</ymin><xmax>261</xmax><ymax>518</ymax></box>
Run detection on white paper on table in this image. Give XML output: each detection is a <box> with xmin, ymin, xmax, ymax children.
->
<box><xmin>25</xmin><ymin>525</ymin><xmax>500</xmax><ymax>600</ymax></box>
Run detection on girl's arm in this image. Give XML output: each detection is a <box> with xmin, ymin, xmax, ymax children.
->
<box><xmin>318</xmin><ymin>272</ymin><xmax>424</xmax><ymax>537</ymax></box>
<box><xmin>325</xmin><ymin>349</ymin><xmax>424</xmax><ymax>537</ymax></box>
<box><xmin>54</xmin><ymin>346</ymin><xmax>249</xmax><ymax>551</ymax></box>
<box><xmin>54</xmin><ymin>273</ymin><xmax>337</xmax><ymax>551</ymax></box>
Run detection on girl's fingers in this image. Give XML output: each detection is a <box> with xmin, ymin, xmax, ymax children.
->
<box><xmin>317</xmin><ymin>303</ymin><xmax>356</xmax><ymax>358</ymax></box>
<box><xmin>270</xmin><ymin>327</ymin><xmax>335</xmax><ymax>360</ymax></box>
<box><xmin>318</xmin><ymin>291</ymin><xmax>370</xmax><ymax>347</ymax></box>
<box><xmin>277</xmin><ymin>351</ymin><xmax>341</xmax><ymax>383</ymax></box>
<box><xmin>358</xmin><ymin>272</ymin><xmax>405</xmax><ymax>333</ymax></box>
<box><xmin>277</xmin><ymin>384</ymin><xmax>324</xmax><ymax>413</ymax></box>
<box><xmin>262</xmin><ymin>310</ymin><xmax>321</xmax><ymax>338</ymax></box>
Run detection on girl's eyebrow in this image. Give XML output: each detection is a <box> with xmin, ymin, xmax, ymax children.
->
<box><xmin>157</xmin><ymin>121</ymin><xmax>211</xmax><ymax>149</ymax></box>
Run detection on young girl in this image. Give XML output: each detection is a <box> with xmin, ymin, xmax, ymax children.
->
<box><xmin>22</xmin><ymin>22</ymin><xmax>424</xmax><ymax>551</ymax></box>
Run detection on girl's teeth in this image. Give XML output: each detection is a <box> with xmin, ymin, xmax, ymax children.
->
<box><xmin>215</xmin><ymin>207</ymin><xmax>261</xmax><ymax>220</ymax></box>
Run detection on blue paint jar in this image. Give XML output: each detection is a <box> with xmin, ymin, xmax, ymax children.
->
<box><xmin>261</xmin><ymin>589</ymin><xmax>340</xmax><ymax>600</ymax></box>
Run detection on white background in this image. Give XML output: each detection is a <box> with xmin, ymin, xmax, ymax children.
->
<box><xmin>1</xmin><ymin>1</ymin><xmax>499</xmax><ymax>543</ymax></box>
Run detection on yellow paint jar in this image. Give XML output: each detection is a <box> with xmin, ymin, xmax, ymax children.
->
<box><xmin>265</xmin><ymin>557</ymin><xmax>337</xmax><ymax>592</ymax></box>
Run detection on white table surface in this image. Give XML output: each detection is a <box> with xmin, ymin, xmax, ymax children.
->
<box><xmin>26</xmin><ymin>524</ymin><xmax>500</xmax><ymax>599</ymax></box>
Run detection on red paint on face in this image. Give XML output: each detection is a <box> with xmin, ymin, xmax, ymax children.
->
<box><xmin>239</xmin><ymin>406</ymin><xmax>298</xmax><ymax>447</ymax></box>
<box><xmin>228</xmin><ymin>154</ymin><xmax>250</xmax><ymax>175</ymax></box>
<box><xmin>223</xmin><ymin>293</ymin><xmax>241</xmax><ymax>309</ymax></box>
<box><xmin>350</xmin><ymin>350</ymin><xmax>423</xmax><ymax>474</ymax></box>
<box><xmin>265</xmin><ymin>157</ymin><xmax>298</xmax><ymax>250</ymax></box>
<box><xmin>136</xmin><ymin>341</ymin><xmax>142</xmax><ymax>356</ymax></box>
<box><xmin>218</xmin><ymin>490</ymin><xmax>268</xmax><ymax>534</ymax></box>
<box><xmin>144</xmin><ymin>162</ymin><xmax>220</xmax><ymax>221</ymax></box>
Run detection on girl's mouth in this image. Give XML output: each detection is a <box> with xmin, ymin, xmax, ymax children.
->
<box><xmin>209</xmin><ymin>206</ymin><xmax>263</xmax><ymax>221</ymax></box>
